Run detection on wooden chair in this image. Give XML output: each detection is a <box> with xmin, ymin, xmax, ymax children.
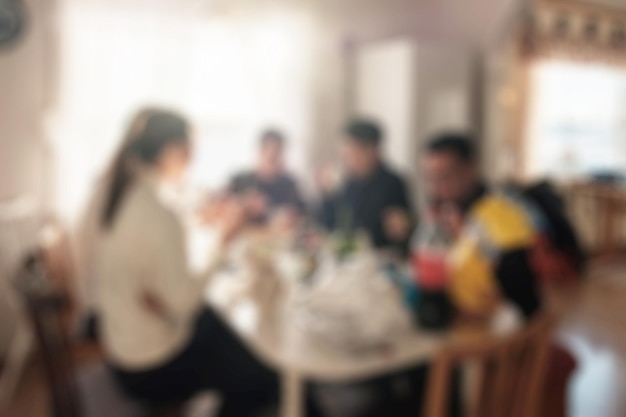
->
<box><xmin>423</xmin><ymin>315</ymin><xmax>555</xmax><ymax>417</ymax></box>
<box><xmin>38</xmin><ymin>222</ymin><xmax>81</xmax><ymax>334</ymax></box>
<box><xmin>14</xmin><ymin>233</ymin><xmax>184</xmax><ymax>417</ymax></box>
<box><xmin>0</xmin><ymin>195</ymin><xmax>40</xmax><ymax>408</ymax></box>
<box><xmin>37</xmin><ymin>222</ymin><xmax>103</xmax><ymax>365</ymax></box>
<box><xmin>14</xmin><ymin>251</ymin><xmax>82</xmax><ymax>417</ymax></box>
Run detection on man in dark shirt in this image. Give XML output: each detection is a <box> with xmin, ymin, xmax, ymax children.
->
<box><xmin>422</xmin><ymin>134</ymin><xmax>543</xmax><ymax>319</ymax></box>
<box><xmin>318</xmin><ymin>119</ymin><xmax>415</xmax><ymax>254</ymax></box>
<box><xmin>231</xmin><ymin>129</ymin><xmax>305</xmax><ymax>223</ymax></box>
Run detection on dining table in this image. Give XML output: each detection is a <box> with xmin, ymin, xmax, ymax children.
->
<box><xmin>195</xmin><ymin>234</ymin><xmax>518</xmax><ymax>417</ymax></box>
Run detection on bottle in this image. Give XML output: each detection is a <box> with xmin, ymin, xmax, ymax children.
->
<box><xmin>383</xmin><ymin>261</ymin><xmax>419</xmax><ymax>312</ymax></box>
<box><xmin>411</xmin><ymin>210</ymin><xmax>453</xmax><ymax>330</ymax></box>
<box><xmin>292</xmin><ymin>217</ymin><xmax>323</xmax><ymax>286</ymax></box>
<box><xmin>332</xmin><ymin>205</ymin><xmax>357</xmax><ymax>260</ymax></box>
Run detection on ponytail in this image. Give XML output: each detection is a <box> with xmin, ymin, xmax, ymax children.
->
<box><xmin>100</xmin><ymin>109</ymin><xmax>189</xmax><ymax>229</ymax></box>
<box><xmin>101</xmin><ymin>149</ymin><xmax>134</xmax><ymax>228</ymax></box>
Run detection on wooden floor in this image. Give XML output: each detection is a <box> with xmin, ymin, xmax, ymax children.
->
<box><xmin>1</xmin><ymin>258</ymin><xmax>625</xmax><ymax>417</ymax></box>
<box><xmin>0</xmin><ymin>356</ymin><xmax>48</xmax><ymax>417</ymax></box>
<box><xmin>561</xmin><ymin>258</ymin><xmax>626</xmax><ymax>417</ymax></box>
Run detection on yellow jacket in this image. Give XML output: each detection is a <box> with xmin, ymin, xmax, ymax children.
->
<box><xmin>448</xmin><ymin>190</ymin><xmax>542</xmax><ymax>318</ymax></box>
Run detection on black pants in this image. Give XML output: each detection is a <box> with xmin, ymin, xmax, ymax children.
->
<box><xmin>109</xmin><ymin>309</ymin><xmax>279</xmax><ymax>417</ymax></box>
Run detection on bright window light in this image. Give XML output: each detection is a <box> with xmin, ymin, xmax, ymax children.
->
<box><xmin>526</xmin><ymin>61</ymin><xmax>626</xmax><ymax>180</ymax></box>
<box><xmin>46</xmin><ymin>4</ymin><xmax>314</xmax><ymax>226</ymax></box>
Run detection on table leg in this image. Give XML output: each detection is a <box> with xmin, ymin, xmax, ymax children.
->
<box><xmin>281</xmin><ymin>370</ymin><xmax>304</xmax><ymax>417</ymax></box>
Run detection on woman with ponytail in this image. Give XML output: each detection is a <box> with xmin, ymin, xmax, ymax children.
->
<box><xmin>95</xmin><ymin>109</ymin><xmax>278</xmax><ymax>416</ymax></box>
<box><xmin>74</xmin><ymin>108</ymin><xmax>157</xmax><ymax>339</ymax></box>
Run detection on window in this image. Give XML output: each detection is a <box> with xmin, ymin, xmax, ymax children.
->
<box><xmin>526</xmin><ymin>61</ymin><xmax>626</xmax><ymax>180</ymax></box>
<box><xmin>47</xmin><ymin>4</ymin><xmax>314</xmax><ymax>224</ymax></box>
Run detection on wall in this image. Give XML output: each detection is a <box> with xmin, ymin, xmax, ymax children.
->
<box><xmin>0</xmin><ymin>0</ymin><xmax>58</xmax><ymax>356</ymax></box>
<box><xmin>302</xmin><ymin>28</ymin><xmax>350</xmax><ymax>195</ymax></box>
<box><xmin>411</xmin><ymin>43</ymin><xmax>476</xmax><ymax>204</ymax></box>
<box><xmin>481</xmin><ymin>0</ymin><xmax>527</xmax><ymax>183</ymax></box>
<box><xmin>352</xmin><ymin>39</ymin><xmax>477</xmax><ymax>207</ymax></box>
<box><xmin>0</xmin><ymin>0</ymin><xmax>56</xmax><ymax>206</ymax></box>
<box><xmin>355</xmin><ymin>39</ymin><xmax>416</xmax><ymax>175</ymax></box>
<box><xmin>482</xmin><ymin>39</ymin><xmax>521</xmax><ymax>183</ymax></box>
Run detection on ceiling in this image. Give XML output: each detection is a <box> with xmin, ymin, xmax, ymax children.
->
<box><xmin>584</xmin><ymin>0</ymin><xmax>626</xmax><ymax>8</ymax></box>
<box><xmin>65</xmin><ymin>0</ymin><xmax>522</xmax><ymax>47</ymax></box>
<box><xmin>211</xmin><ymin>0</ymin><xmax>522</xmax><ymax>46</ymax></box>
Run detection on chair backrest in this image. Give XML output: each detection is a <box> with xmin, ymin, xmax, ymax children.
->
<box><xmin>423</xmin><ymin>315</ymin><xmax>554</xmax><ymax>417</ymax></box>
<box><xmin>14</xmin><ymin>250</ymin><xmax>82</xmax><ymax>417</ymax></box>
<box><xmin>39</xmin><ymin>221</ymin><xmax>80</xmax><ymax>330</ymax></box>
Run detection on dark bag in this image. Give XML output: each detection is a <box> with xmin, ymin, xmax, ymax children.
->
<box><xmin>520</xmin><ymin>180</ymin><xmax>586</xmax><ymax>275</ymax></box>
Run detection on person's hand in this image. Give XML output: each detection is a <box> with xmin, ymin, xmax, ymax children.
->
<box><xmin>218</xmin><ymin>197</ymin><xmax>246</xmax><ymax>244</ymax></box>
<box><xmin>198</xmin><ymin>194</ymin><xmax>227</xmax><ymax>225</ymax></box>
<box><xmin>455</xmin><ymin>294</ymin><xmax>500</xmax><ymax>329</ymax></box>
<box><xmin>269</xmin><ymin>207</ymin><xmax>299</xmax><ymax>236</ymax></box>
<box><xmin>242</xmin><ymin>189</ymin><xmax>269</xmax><ymax>220</ymax></box>
<box><xmin>439</xmin><ymin>203</ymin><xmax>463</xmax><ymax>239</ymax></box>
<box><xmin>383</xmin><ymin>207</ymin><xmax>412</xmax><ymax>243</ymax></box>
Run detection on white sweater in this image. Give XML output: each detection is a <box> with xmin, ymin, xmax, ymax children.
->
<box><xmin>97</xmin><ymin>176</ymin><xmax>222</xmax><ymax>370</ymax></box>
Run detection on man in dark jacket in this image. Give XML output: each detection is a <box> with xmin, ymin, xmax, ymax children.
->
<box><xmin>318</xmin><ymin>119</ymin><xmax>415</xmax><ymax>255</ymax></box>
<box><xmin>231</xmin><ymin>129</ymin><xmax>305</xmax><ymax>223</ymax></box>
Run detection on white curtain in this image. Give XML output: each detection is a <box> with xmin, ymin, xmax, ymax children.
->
<box><xmin>47</xmin><ymin>2</ymin><xmax>315</xmax><ymax>224</ymax></box>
